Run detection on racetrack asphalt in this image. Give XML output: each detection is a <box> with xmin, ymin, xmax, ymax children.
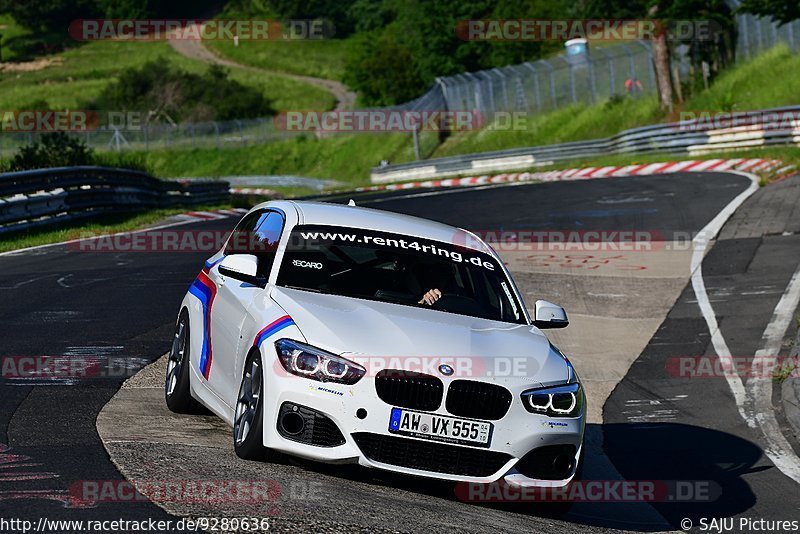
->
<box><xmin>1</xmin><ymin>171</ymin><xmax>798</xmax><ymax>532</ymax></box>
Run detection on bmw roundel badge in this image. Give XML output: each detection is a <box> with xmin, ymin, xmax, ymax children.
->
<box><xmin>439</xmin><ymin>364</ymin><xmax>454</xmax><ymax>376</ymax></box>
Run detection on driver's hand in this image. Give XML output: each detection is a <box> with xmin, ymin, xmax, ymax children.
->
<box><xmin>418</xmin><ymin>288</ymin><xmax>442</xmax><ymax>306</ymax></box>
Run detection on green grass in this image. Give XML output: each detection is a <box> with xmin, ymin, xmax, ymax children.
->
<box><xmin>137</xmin><ymin>131</ymin><xmax>421</xmax><ymax>186</ymax></box>
<box><xmin>208</xmin><ymin>38</ymin><xmax>353</xmax><ymax>82</ymax></box>
<box><xmin>0</xmin><ymin>21</ymin><xmax>334</xmax><ymax>112</ymax></box>
<box><xmin>684</xmin><ymin>45</ymin><xmax>800</xmax><ymax>112</ymax></box>
<box><xmin>433</xmin><ymin>97</ymin><xmax>662</xmax><ymax>158</ymax></box>
<box><xmin>0</xmin><ymin>204</ymin><xmax>230</xmax><ymax>253</ymax></box>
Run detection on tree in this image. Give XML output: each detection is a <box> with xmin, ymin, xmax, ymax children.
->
<box><xmin>0</xmin><ymin>0</ymin><xmax>98</xmax><ymax>34</ymax></box>
<box><xmin>649</xmin><ymin>4</ymin><xmax>674</xmax><ymax>110</ymax></box>
<box><xmin>738</xmin><ymin>0</ymin><xmax>800</xmax><ymax>25</ymax></box>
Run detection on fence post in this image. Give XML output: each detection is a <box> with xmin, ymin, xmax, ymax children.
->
<box><xmin>626</xmin><ymin>45</ymin><xmax>636</xmax><ymax>90</ymax></box>
<box><xmin>739</xmin><ymin>15</ymin><xmax>750</xmax><ymax>60</ymax></box>
<box><xmin>569</xmin><ymin>65</ymin><xmax>577</xmax><ymax>103</ymax></box>
<box><xmin>469</xmin><ymin>73</ymin><xmax>482</xmax><ymax>118</ymax></box>
<box><xmin>412</xmin><ymin>122</ymin><xmax>420</xmax><ymax>161</ymax></box>
<box><xmin>770</xmin><ymin>18</ymin><xmax>778</xmax><ymax>48</ymax></box>
<box><xmin>237</xmin><ymin>121</ymin><xmax>245</xmax><ymax>147</ymax></box>
<box><xmin>524</xmin><ymin>63</ymin><xmax>542</xmax><ymax>112</ymax></box>
<box><xmin>435</xmin><ymin>77</ymin><xmax>449</xmax><ymax>112</ymax></box>
<box><xmin>639</xmin><ymin>42</ymin><xmax>656</xmax><ymax>92</ymax></box>
<box><xmin>492</xmin><ymin>69</ymin><xmax>509</xmax><ymax>112</ymax></box>
<box><xmin>542</xmin><ymin>61</ymin><xmax>557</xmax><ymax>108</ymax></box>
<box><xmin>588</xmin><ymin>57</ymin><xmax>597</xmax><ymax>103</ymax></box>
<box><xmin>755</xmin><ymin>17</ymin><xmax>763</xmax><ymax>53</ymax></box>
<box><xmin>598</xmin><ymin>47</ymin><xmax>615</xmax><ymax>97</ymax></box>
<box><xmin>483</xmin><ymin>72</ymin><xmax>495</xmax><ymax>120</ymax></box>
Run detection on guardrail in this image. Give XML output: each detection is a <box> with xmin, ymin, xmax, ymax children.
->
<box><xmin>371</xmin><ymin>105</ymin><xmax>800</xmax><ymax>184</ymax></box>
<box><xmin>0</xmin><ymin>166</ymin><xmax>230</xmax><ymax>235</ymax></box>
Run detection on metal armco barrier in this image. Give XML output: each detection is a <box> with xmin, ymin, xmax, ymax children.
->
<box><xmin>370</xmin><ymin>105</ymin><xmax>800</xmax><ymax>184</ymax></box>
<box><xmin>0</xmin><ymin>166</ymin><xmax>230</xmax><ymax>235</ymax></box>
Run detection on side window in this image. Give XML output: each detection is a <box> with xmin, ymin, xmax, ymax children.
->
<box><xmin>252</xmin><ymin>212</ymin><xmax>284</xmax><ymax>276</ymax></box>
<box><xmin>225</xmin><ymin>210</ymin><xmax>268</xmax><ymax>255</ymax></box>
<box><xmin>225</xmin><ymin>209</ymin><xmax>285</xmax><ymax>277</ymax></box>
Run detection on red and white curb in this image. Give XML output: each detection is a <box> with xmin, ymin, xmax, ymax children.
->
<box><xmin>354</xmin><ymin>158</ymin><xmax>796</xmax><ymax>193</ymax></box>
<box><xmin>176</xmin><ymin>208</ymin><xmax>249</xmax><ymax>221</ymax></box>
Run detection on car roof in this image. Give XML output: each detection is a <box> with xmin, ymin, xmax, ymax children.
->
<box><xmin>260</xmin><ymin>199</ymin><xmax>493</xmax><ymax>255</ymax></box>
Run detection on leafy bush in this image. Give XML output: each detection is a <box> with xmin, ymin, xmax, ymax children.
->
<box><xmin>3</xmin><ymin>133</ymin><xmax>150</xmax><ymax>173</ymax></box>
<box><xmin>85</xmin><ymin>61</ymin><xmax>274</xmax><ymax>123</ymax></box>
<box><xmin>7</xmin><ymin>132</ymin><xmax>94</xmax><ymax>171</ymax></box>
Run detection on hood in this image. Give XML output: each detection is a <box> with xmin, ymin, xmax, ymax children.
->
<box><xmin>270</xmin><ymin>287</ymin><xmax>570</xmax><ymax>387</ymax></box>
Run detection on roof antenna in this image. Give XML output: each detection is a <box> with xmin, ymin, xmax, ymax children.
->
<box><xmin>348</xmin><ymin>199</ymin><xmax>356</xmax><ymax>206</ymax></box>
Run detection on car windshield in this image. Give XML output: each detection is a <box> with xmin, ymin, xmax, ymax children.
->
<box><xmin>276</xmin><ymin>224</ymin><xmax>527</xmax><ymax>324</ymax></box>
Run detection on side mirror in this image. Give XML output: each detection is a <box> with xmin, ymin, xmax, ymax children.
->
<box><xmin>218</xmin><ymin>254</ymin><xmax>265</xmax><ymax>287</ymax></box>
<box><xmin>533</xmin><ymin>299</ymin><xmax>569</xmax><ymax>329</ymax></box>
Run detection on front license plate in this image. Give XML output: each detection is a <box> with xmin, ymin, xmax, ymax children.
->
<box><xmin>388</xmin><ymin>408</ymin><xmax>493</xmax><ymax>447</ymax></box>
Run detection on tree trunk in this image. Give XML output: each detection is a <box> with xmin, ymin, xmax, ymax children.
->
<box><xmin>652</xmin><ymin>26</ymin><xmax>673</xmax><ymax>110</ymax></box>
<box><xmin>649</xmin><ymin>5</ymin><xmax>673</xmax><ymax>111</ymax></box>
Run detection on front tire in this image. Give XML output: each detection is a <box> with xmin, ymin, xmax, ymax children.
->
<box><xmin>233</xmin><ymin>350</ymin><xmax>273</xmax><ymax>461</ymax></box>
<box><xmin>165</xmin><ymin>309</ymin><xmax>199</xmax><ymax>413</ymax></box>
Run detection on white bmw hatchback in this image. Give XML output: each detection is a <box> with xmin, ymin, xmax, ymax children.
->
<box><xmin>166</xmin><ymin>200</ymin><xmax>585</xmax><ymax>489</ymax></box>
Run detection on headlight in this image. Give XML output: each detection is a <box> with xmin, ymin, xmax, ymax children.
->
<box><xmin>275</xmin><ymin>339</ymin><xmax>365</xmax><ymax>385</ymax></box>
<box><xmin>520</xmin><ymin>382</ymin><xmax>584</xmax><ymax>417</ymax></box>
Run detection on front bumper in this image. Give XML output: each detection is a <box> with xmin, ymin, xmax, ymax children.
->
<box><xmin>261</xmin><ymin>363</ymin><xmax>585</xmax><ymax>488</ymax></box>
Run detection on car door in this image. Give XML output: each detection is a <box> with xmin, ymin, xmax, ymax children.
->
<box><xmin>206</xmin><ymin>210</ymin><xmax>285</xmax><ymax>406</ymax></box>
